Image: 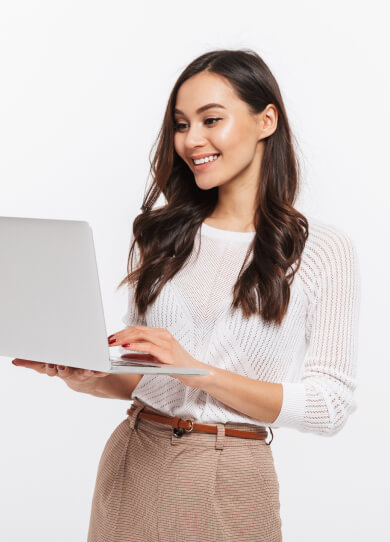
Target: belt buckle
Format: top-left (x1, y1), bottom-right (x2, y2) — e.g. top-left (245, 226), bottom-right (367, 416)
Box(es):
top-left (173, 419), bottom-right (194, 438)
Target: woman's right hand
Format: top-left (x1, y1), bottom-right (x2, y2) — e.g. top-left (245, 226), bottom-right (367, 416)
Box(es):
top-left (11, 359), bottom-right (110, 394)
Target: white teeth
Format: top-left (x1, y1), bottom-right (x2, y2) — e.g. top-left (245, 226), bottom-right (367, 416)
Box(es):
top-left (193, 154), bottom-right (219, 165)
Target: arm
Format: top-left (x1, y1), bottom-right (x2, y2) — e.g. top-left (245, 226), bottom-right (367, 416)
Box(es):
top-left (193, 228), bottom-right (361, 435)
top-left (271, 230), bottom-right (361, 436)
top-left (80, 373), bottom-right (143, 400)
top-left (11, 359), bottom-right (143, 400)
top-left (194, 366), bottom-right (283, 424)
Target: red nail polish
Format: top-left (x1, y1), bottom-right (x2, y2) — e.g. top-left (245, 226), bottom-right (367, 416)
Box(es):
top-left (108, 334), bottom-right (114, 340)
top-left (108, 337), bottom-right (116, 344)
top-left (122, 343), bottom-right (131, 347)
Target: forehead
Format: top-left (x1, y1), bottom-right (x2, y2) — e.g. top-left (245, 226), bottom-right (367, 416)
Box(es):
top-left (175, 72), bottom-right (243, 114)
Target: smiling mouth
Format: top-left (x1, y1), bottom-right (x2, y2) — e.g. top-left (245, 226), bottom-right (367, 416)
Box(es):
top-left (192, 154), bottom-right (221, 170)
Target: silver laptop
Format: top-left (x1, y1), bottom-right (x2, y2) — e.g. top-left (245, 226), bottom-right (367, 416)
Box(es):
top-left (0, 216), bottom-right (208, 376)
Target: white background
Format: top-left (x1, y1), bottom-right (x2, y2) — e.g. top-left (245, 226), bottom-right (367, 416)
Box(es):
top-left (0, 1), bottom-right (388, 540)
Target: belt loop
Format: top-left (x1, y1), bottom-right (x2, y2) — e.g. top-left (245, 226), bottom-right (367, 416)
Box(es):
top-left (127, 399), bottom-right (146, 430)
top-left (215, 423), bottom-right (225, 450)
top-left (265, 427), bottom-right (274, 445)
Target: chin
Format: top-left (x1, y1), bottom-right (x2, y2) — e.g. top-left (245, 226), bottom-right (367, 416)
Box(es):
top-left (195, 180), bottom-right (220, 191)
top-left (194, 174), bottom-right (225, 190)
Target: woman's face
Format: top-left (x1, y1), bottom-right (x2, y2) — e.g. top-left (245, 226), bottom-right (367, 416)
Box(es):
top-left (173, 71), bottom-right (271, 192)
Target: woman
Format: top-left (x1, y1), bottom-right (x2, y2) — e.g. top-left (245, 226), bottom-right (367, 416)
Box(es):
top-left (12, 48), bottom-right (361, 541)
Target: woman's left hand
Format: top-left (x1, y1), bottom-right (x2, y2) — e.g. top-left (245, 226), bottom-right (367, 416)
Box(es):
top-left (108, 325), bottom-right (211, 388)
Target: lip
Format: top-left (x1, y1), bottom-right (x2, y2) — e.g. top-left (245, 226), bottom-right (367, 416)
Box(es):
top-left (190, 152), bottom-right (220, 160)
top-left (192, 154), bottom-right (220, 172)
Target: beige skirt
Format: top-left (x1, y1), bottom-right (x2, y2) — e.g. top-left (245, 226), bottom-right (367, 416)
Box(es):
top-left (87, 398), bottom-right (282, 542)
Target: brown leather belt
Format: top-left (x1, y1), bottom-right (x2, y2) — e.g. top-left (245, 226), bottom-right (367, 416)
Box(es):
top-left (126, 405), bottom-right (273, 444)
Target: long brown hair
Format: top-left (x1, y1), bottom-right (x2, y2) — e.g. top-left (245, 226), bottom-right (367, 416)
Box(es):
top-left (117, 48), bottom-right (308, 326)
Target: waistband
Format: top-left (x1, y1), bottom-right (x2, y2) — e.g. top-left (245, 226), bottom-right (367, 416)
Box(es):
top-left (126, 402), bottom-right (274, 445)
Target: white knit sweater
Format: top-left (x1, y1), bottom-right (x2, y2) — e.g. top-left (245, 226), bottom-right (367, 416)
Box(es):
top-left (120, 216), bottom-right (361, 436)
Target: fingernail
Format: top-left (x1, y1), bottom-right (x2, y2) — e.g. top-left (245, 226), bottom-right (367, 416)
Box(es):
top-left (48, 364), bottom-right (55, 368)
top-left (122, 343), bottom-right (131, 347)
top-left (108, 337), bottom-right (116, 344)
top-left (108, 334), bottom-right (115, 340)
top-left (58, 366), bottom-right (65, 370)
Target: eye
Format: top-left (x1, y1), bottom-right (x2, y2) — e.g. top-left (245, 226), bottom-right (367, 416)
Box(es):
top-left (174, 122), bottom-right (187, 132)
top-left (204, 117), bottom-right (222, 126)
top-left (173, 117), bottom-right (222, 132)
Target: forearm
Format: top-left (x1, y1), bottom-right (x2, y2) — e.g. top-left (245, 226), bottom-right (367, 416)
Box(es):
top-left (195, 365), bottom-right (283, 424)
top-left (67, 374), bottom-right (135, 400)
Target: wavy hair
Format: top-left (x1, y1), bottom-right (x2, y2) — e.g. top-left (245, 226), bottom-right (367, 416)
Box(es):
top-left (117, 48), bottom-right (309, 326)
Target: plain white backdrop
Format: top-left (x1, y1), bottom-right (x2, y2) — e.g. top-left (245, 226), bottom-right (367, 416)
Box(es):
top-left (0, 1), bottom-right (388, 540)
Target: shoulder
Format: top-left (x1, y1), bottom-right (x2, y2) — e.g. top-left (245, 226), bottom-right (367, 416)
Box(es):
top-left (298, 214), bottom-right (359, 290)
top-left (306, 211), bottom-right (353, 240)
top-left (304, 214), bottom-right (357, 261)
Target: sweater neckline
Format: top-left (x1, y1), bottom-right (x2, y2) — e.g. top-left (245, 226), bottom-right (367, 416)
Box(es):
top-left (201, 221), bottom-right (256, 241)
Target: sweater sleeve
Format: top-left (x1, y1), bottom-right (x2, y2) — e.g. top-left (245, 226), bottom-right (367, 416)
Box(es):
top-left (272, 227), bottom-right (361, 436)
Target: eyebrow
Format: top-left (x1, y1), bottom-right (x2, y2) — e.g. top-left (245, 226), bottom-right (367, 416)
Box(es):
top-left (174, 103), bottom-right (226, 116)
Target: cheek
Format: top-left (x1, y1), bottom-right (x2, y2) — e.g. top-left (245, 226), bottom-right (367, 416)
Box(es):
top-left (174, 133), bottom-right (188, 157)
top-left (173, 135), bottom-right (182, 156)
top-left (216, 119), bottom-right (251, 153)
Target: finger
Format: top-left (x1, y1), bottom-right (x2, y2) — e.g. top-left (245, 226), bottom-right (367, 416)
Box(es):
top-left (12, 359), bottom-right (47, 373)
top-left (122, 342), bottom-right (150, 352)
top-left (63, 368), bottom-right (109, 380)
top-left (107, 328), bottom-right (140, 343)
top-left (45, 364), bottom-right (59, 377)
top-left (56, 365), bottom-right (73, 378)
top-left (125, 342), bottom-right (167, 362)
top-left (108, 326), bottom-right (155, 344)
top-left (111, 327), bottom-right (169, 348)
top-left (53, 366), bottom-right (89, 380)
top-left (81, 369), bottom-right (110, 378)
top-left (46, 366), bottom-right (103, 379)
top-left (90, 371), bottom-right (111, 377)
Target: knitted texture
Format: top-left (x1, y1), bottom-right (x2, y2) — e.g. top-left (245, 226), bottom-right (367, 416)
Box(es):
top-left (120, 216), bottom-right (361, 436)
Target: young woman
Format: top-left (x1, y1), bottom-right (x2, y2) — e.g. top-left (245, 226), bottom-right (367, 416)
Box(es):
top-left (12, 49), bottom-right (361, 541)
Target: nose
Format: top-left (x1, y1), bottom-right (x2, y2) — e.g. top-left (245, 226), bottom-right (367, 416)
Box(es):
top-left (183, 124), bottom-right (208, 150)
